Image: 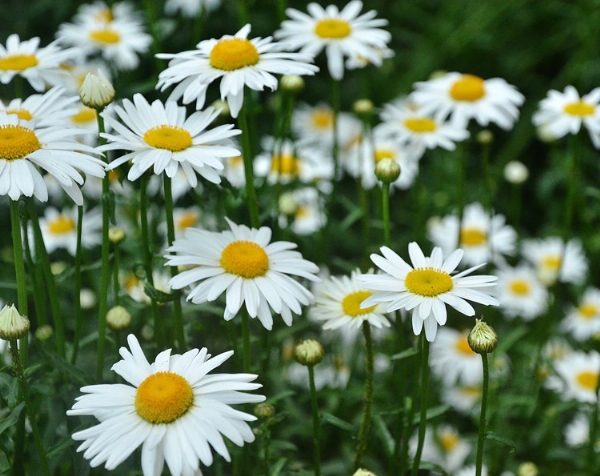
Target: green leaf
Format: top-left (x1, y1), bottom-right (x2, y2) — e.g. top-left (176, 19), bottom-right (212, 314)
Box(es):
top-left (485, 431), bottom-right (517, 453)
top-left (0, 402), bottom-right (24, 436)
top-left (390, 347), bottom-right (419, 361)
top-left (271, 457), bottom-right (287, 476)
top-left (373, 413), bottom-right (395, 456)
top-left (321, 412), bottom-right (354, 432)
top-left (412, 404), bottom-right (451, 425)
top-left (47, 436), bottom-right (74, 460)
top-left (0, 451), bottom-right (9, 473)
top-left (495, 326), bottom-right (528, 354)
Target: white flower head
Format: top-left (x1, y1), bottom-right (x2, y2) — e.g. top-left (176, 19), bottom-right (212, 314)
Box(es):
top-left (430, 327), bottom-right (482, 386)
top-left (545, 350), bottom-right (600, 403)
top-left (495, 264), bottom-right (548, 320)
top-left (521, 237), bottom-right (588, 286)
top-left (36, 206), bottom-right (102, 256)
top-left (165, 0), bottom-right (221, 17)
top-left (408, 424), bottom-right (471, 474)
top-left (561, 288), bottom-right (600, 342)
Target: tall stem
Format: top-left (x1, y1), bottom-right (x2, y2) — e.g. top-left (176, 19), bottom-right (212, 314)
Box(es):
top-left (71, 206), bottom-right (84, 364)
top-left (381, 182), bottom-right (391, 248)
top-left (238, 100), bottom-right (260, 228)
top-left (475, 353), bottom-right (490, 476)
top-left (411, 335), bottom-right (430, 476)
top-left (308, 365), bottom-right (322, 476)
top-left (354, 322), bottom-right (374, 469)
top-left (331, 78), bottom-right (341, 183)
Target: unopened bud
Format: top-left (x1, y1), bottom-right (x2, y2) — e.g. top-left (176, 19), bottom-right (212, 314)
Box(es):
top-left (476, 129), bottom-right (493, 145)
top-left (504, 160), bottom-right (529, 184)
top-left (295, 339), bottom-right (324, 366)
top-left (108, 227), bottom-right (126, 244)
top-left (211, 99), bottom-right (230, 116)
top-left (278, 192), bottom-right (298, 216)
top-left (80, 288), bottom-right (97, 310)
top-left (35, 325), bottom-right (53, 341)
top-left (353, 99), bottom-right (374, 115)
top-left (0, 305), bottom-right (30, 340)
top-left (518, 462), bottom-right (538, 476)
top-left (254, 403), bottom-right (275, 419)
top-left (353, 470), bottom-right (378, 476)
top-left (468, 318), bottom-right (498, 354)
top-left (375, 158), bottom-right (401, 183)
top-left (79, 69), bottom-right (115, 110)
top-left (280, 74), bottom-right (304, 93)
top-left (106, 305), bottom-right (132, 331)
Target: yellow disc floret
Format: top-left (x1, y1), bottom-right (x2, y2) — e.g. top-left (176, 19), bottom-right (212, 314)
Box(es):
top-left (450, 74), bottom-right (486, 102)
top-left (144, 125), bottom-right (192, 152)
top-left (0, 125), bottom-right (41, 160)
top-left (405, 267), bottom-right (453, 297)
top-left (209, 38), bottom-right (260, 71)
top-left (576, 370), bottom-right (598, 391)
top-left (455, 335), bottom-right (476, 356)
top-left (403, 117), bottom-right (437, 133)
top-left (310, 108), bottom-right (334, 129)
top-left (0, 54), bottom-right (38, 72)
top-left (220, 240), bottom-right (269, 278)
top-left (374, 148), bottom-right (396, 163)
top-left (71, 107), bottom-right (97, 124)
top-left (89, 29), bottom-right (121, 44)
top-left (271, 154), bottom-right (301, 176)
top-left (342, 291), bottom-right (376, 317)
top-left (509, 279), bottom-right (530, 296)
top-left (135, 371), bottom-right (194, 424)
top-left (314, 19), bottom-right (352, 39)
top-left (460, 228), bottom-right (487, 246)
top-left (564, 101), bottom-right (595, 117)
top-left (578, 303), bottom-right (599, 320)
top-left (48, 215), bottom-right (76, 234)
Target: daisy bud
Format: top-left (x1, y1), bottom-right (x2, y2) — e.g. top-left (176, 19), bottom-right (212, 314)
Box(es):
top-left (79, 69), bottom-right (115, 110)
top-left (109, 227), bottom-right (126, 244)
top-left (51, 261), bottom-right (67, 276)
top-left (518, 462), bottom-right (539, 476)
top-left (80, 288), bottom-right (97, 310)
top-left (353, 99), bottom-right (374, 115)
top-left (106, 305), bottom-right (132, 331)
top-left (468, 318), bottom-right (498, 354)
top-left (476, 129), bottom-right (494, 145)
top-left (375, 158), bottom-right (401, 183)
top-left (254, 403), bottom-right (275, 419)
top-left (504, 160), bottom-right (529, 184)
top-left (35, 324), bottom-right (53, 341)
top-left (0, 305), bottom-right (29, 340)
top-left (295, 339), bottom-right (324, 366)
top-left (211, 99), bottom-right (230, 116)
top-left (278, 192), bottom-right (298, 216)
top-left (280, 74), bottom-right (305, 93)
top-left (353, 469), bottom-right (378, 476)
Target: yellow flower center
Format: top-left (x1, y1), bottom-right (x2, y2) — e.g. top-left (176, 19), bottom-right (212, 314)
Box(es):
top-left (209, 38), bottom-right (260, 71)
top-left (374, 148), bottom-right (396, 163)
top-left (576, 370), bottom-right (598, 391)
top-left (403, 117), bottom-right (437, 133)
top-left (89, 29), bottom-right (121, 44)
top-left (228, 155), bottom-right (243, 168)
top-left (5, 108), bottom-right (33, 121)
top-left (124, 272), bottom-right (140, 291)
top-left (271, 154), bottom-right (301, 176)
top-left (177, 211), bottom-right (198, 230)
top-left (135, 371), bottom-right (194, 424)
top-left (0, 54), bottom-right (38, 72)
top-left (0, 125), bottom-right (41, 161)
top-left (438, 431), bottom-right (460, 452)
top-left (310, 108), bottom-right (334, 129)
top-left (95, 8), bottom-right (114, 22)
top-left (578, 303), bottom-right (599, 320)
top-left (455, 335), bottom-right (476, 356)
top-left (108, 169), bottom-right (120, 183)
top-left (564, 101), bottom-right (595, 117)
top-left (314, 18), bottom-right (352, 39)
top-left (460, 228), bottom-right (487, 247)
top-left (220, 240), bottom-right (269, 278)
top-left (341, 291), bottom-right (376, 317)
top-left (509, 279), bottom-right (530, 296)
top-left (542, 255), bottom-right (561, 271)
top-left (405, 267), bottom-right (453, 297)
top-left (71, 107), bottom-right (97, 124)
top-left (450, 74), bottom-right (486, 102)
top-left (296, 205), bottom-right (309, 219)
top-left (48, 215), bottom-right (76, 234)
top-left (462, 385), bottom-right (482, 397)
top-left (144, 125), bottom-right (192, 152)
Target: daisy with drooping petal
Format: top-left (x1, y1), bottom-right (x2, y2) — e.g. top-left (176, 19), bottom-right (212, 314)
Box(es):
top-left (101, 94), bottom-right (240, 185)
top-left (429, 327), bottom-right (482, 386)
top-left (275, 1), bottom-right (391, 80)
top-left (521, 236), bottom-right (588, 286)
top-left (0, 112), bottom-right (105, 205)
top-left (37, 206), bottom-right (101, 255)
top-left (427, 202), bottom-right (517, 266)
top-left (411, 72), bottom-right (525, 130)
top-left (545, 350), bottom-right (600, 403)
top-left (311, 269), bottom-right (390, 331)
top-left (495, 264), bottom-right (548, 320)
top-left (156, 24), bottom-right (318, 118)
top-left (561, 288), bottom-right (600, 342)
top-left (165, 218), bottom-right (320, 330)
top-left (532, 86), bottom-right (600, 147)
top-left (0, 86), bottom-right (79, 127)
top-left (165, 0), bottom-right (221, 17)
top-left (68, 334), bottom-right (265, 475)
top-left (359, 242), bottom-right (499, 342)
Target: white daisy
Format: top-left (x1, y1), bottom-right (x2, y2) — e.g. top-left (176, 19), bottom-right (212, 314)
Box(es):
top-left (165, 218), bottom-right (320, 330)
top-left (345, 45), bottom-right (394, 70)
top-left (0, 34), bottom-right (77, 92)
top-left (311, 269), bottom-right (390, 331)
top-left (521, 236), bottom-right (588, 286)
top-left (427, 202), bottom-right (517, 266)
top-left (532, 86), bottom-right (600, 147)
top-left (545, 351), bottom-right (600, 403)
top-left (37, 206), bottom-right (101, 256)
top-left (408, 425), bottom-right (471, 474)
top-left (561, 288), bottom-right (600, 342)
top-left (221, 153), bottom-right (246, 188)
top-left (278, 187), bottom-right (327, 236)
top-left (275, 1), bottom-right (391, 80)
top-left (429, 327), bottom-right (482, 386)
top-left (101, 94), bottom-right (240, 185)
top-left (165, 0), bottom-right (221, 17)
top-left (68, 334), bottom-right (265, 475)
top-left (72, 1), bottom-right (140, 24)
top-left (122, 270), bottom-right (172, 305)
top-left (441, 383), bottom-right (481, 415)
top-left (54, 60), bottom-right (112, 95)
top-left (495, 264), bottom-right (548, 320)
top-left (359, 242), bottom-right (499, 342)
top-left (68, 105), bottom-right (99, 145)
top-left (156, 24), bottom-right (318, 118)
top-left (0, 87), bottom-right (79, 127)
top-left (0, 112), bottom-right (104, 204)
top-left (564, 413), bottom-right (600, 450)
top-left (411, 72), bottom-right (525, 130)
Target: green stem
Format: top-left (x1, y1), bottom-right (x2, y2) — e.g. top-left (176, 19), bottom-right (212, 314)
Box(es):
top-left (399, 333), bottom-right (422, 475)
top-left (308, 365), bottom-right (322, 476)
top-left (456, 143), bottom-right (467, 248)
top-left (381, 182), bottom-right (391, 248)
top-left (354, 322), bottom-right (375, 469)
top-left (71, 206), bottom-right (84, 364)
top-left (331, 78), bottom-right (341, 182)
top-left (475, 353), bottom-right (490, 476)
top-left (481, 141), bottom-right (494, 211)
top-left (113, 239), bottom-right (120, 306)
top-left (242, 313), bottom-right (251, 373)
top-left (564, 134), bottom-right (579, 237)
top-left (164, 175), bottom-right (185, 351)
top-left (358, 180), bottom-right (370, 268)
top-left (411, 335), bottom-right (430, 476)
top-left (238, 100), bottom-right (260, 228)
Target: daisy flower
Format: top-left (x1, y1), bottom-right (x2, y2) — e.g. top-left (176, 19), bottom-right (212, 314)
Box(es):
top-left (165, 0), bottom-right (221, 17)
top-left (411, 72), bottom-right (525, 130)
top-left (121, 270), bottom-right (171, 305)
top-left (156, 24), bottom-right (318, 118)
top-left (495, 264), bottom-right (548, 320)
top-left (0, 86), bottom-right (79, 127)
top-left (275, 1), bottom-right (391, 80)
top-left (68, 334), bottom-right (265, 475)
top-left (532, 86), bottom-right (600, 147)
top-left (441, 383), bottom-right (481, 415)
top-left (0, 34), bottom-right (77, 92)
top-left (408, 425), bottom-right (471, 474)
top-left (278, 188), bottom-right (327, 236)
top-left (545, 350), bottom-right (600, 403)
top-left (101, 94), bottom-right (240, 185)
top-left (521, 236), bottom-right (588, 286)
top-left (165, 218), bottom-right (320, 330)
top-left (561, 288), bottom-right (600, 341)
top-left (37, 206), bottom-right (101, 255)
top-left (427, 202), bottom-right (517, 266)
top-left (359, 242), bottom-right (499, 342)
top-left (0, 112), bottom-right (104, 204)
top-left (430, 327), bottom-right (482, 386)
top-left (564, 413), bottom-right (595, 448)
top-left (311, 269), bottom-right (390, 331)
